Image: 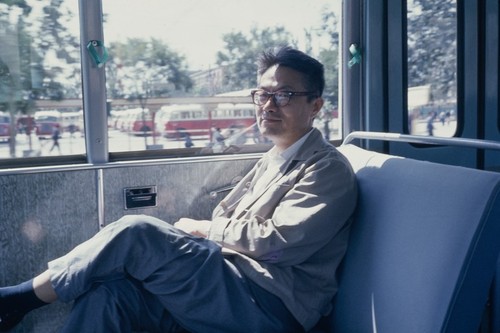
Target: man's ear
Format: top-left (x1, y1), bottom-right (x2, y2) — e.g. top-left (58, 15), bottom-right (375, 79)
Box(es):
top-left (311, 97), bottom-right (324, 118)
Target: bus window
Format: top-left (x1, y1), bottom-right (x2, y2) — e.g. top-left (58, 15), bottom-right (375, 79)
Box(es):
top-left (0, 1), bottom-right (341, 161)
top-left (407, 0), bottom-right (457, 137)
top-left (103, 0), bottom-right (341, 154)
top-left (0, 1), bottom-right (83, 160)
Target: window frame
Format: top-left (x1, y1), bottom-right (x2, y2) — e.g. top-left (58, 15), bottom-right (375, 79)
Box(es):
top-left (1, 0), bottom-right (344, 169)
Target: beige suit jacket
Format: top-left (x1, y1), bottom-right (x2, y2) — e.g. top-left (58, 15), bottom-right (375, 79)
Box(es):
top-left (208, 128), bottom-right (357, 330)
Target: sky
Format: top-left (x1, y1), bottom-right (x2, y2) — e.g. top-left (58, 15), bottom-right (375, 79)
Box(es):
top-left (100, 0), bottom-right (339, 70)
top-left (20, 0), bottom-right (339, 71)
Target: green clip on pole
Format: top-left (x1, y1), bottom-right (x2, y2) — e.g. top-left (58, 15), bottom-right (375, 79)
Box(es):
top-left (86, 40), bottom-right (108, 68)
top-left (348, 44), bottom-right (362, 68)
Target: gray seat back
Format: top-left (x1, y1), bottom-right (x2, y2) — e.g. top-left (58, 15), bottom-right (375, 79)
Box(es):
top-left (329, 144), bottom-right (500, 333)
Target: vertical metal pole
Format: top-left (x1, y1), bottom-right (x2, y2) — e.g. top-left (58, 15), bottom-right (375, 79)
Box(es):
top-left (79, 0), bottom-right (108, 164)
top-left (96, 168), bottom-right (105, 228)
top-left (79, 0), bottom-right (107, 228)
top-left (342, 0), bottom-right (364, 137)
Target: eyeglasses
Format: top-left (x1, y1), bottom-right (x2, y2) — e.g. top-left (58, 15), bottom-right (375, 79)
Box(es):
top-left (250, 89), bottom-right (318, 107)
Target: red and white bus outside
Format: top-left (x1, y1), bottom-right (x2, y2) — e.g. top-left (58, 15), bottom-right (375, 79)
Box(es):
top-left (154, 103), bottom-right (256, 140)
top-left (34, 110), bottom-right (63, 139)
top-left (111, 108), bottom-right (154, 136)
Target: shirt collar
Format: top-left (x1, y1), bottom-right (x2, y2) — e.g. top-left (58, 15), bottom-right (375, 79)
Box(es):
top-left (267, 129), bottom-right (314, 166)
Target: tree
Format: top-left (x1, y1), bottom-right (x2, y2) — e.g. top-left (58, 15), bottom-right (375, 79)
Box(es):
top-left (0, 0), bottom-right (33, 156)
top-left (215, 8), bottom-right (340, 107)
top-left (407, 0), bottom-right (457, 102)
top-left (0, 0), bottom-right (85, 156)
top-left (106, 38), bottom-right (193, 99)
top-left (317, 6), bottom-right (340, 107)
top-left (0, 0), bottom-right (81, 103)
top-left (215, 26), bottom-right (295, 93)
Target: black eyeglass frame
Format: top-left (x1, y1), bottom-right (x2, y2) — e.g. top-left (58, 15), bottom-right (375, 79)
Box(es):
top-left (250, 89), bottom-right (319, 107)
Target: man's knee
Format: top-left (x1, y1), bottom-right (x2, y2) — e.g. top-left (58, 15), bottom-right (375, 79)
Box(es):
top-left (105, 215), bottom-right (181, 243)
top-left (113, 214), bottom-right (172, 231)
top-left (110, 215), bottom-right (218, 253)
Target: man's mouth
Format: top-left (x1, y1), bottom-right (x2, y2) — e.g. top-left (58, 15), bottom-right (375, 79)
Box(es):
top-left (261, 115), bottom-right (280, 122)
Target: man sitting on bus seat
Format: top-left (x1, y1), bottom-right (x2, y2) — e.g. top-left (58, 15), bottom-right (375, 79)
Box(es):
top-left (0, 46), bottom-right (357, 333)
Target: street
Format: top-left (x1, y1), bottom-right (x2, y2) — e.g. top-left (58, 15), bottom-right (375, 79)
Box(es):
top-left (410, 119), bottom-right (457, 137)
top-left (0, 130), bottom-right (212, 159)
top-left (0, 120), bottom-right (457, 160)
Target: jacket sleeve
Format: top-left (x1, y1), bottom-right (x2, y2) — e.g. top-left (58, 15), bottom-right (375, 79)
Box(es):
top-left (207, 151), bottom-right (357, 266)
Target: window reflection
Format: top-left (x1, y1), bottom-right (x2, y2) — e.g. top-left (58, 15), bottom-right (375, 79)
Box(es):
top-left (0, 0), bottom-right (341, 160)
top-left (407, 0), bottom-right (457, 137)
top-left (103, 0), bottom-right (341, 153)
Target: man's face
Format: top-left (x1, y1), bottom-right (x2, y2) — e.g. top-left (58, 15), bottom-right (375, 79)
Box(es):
top-left (256, 65), bottom-right (323, 150)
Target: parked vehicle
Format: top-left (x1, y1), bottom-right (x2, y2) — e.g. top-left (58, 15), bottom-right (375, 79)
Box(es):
top-left (0, 111), bottom-right (11, 142)
top-left (155, 103), bottom-right (255, 139)
top-left (34, 110), bottom-right (62, 139)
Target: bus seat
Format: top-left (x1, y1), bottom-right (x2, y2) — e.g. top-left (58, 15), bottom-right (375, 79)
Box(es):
top-left (310, 144), bottom-right (500, 333)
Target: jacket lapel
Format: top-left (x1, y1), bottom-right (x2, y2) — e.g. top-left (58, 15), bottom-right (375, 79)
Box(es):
top-left (214, 128), bottom-right (327, 219)
top-left (233, 128), bottom-right (326, 217)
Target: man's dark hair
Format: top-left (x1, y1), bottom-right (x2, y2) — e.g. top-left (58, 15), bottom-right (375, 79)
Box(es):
top-left (257, 46), bottom-right (325, 97)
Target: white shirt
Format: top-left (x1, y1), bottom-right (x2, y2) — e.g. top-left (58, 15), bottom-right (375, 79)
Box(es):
top-left (251, 130), bottom-right (313, 196)
top-left (232, 130), bottom-right (314, 217)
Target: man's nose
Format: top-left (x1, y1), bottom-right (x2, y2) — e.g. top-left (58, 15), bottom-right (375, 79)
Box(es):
top-left (262, 96), bottom-right (277, 111)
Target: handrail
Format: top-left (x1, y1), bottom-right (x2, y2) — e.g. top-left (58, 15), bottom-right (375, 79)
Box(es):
top-left (342, 131), bottom-right (500, 152)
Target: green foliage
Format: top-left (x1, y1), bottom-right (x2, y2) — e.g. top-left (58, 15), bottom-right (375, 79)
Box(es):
top-left (0, 0), bottom-right (30, 14)
top-left (106, 38), bottom-right (193, 99)
top-left (407, 0), bottom-right (457, 101)
top-left (318, 48), bottom-right (339, 106)
top-left (215, 7), bottom-right (340, 107)
top-left (1, 1), bottom-right (340, 106)
top-left (216, 26), bottom-right (295, 92)
top-left (0, 0), bottom-right (80, 107)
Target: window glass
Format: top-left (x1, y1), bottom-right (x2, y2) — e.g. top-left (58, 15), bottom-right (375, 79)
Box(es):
top-left (0, 1), bottom-right (341, 161)
top-left (407, 0), bottom-right (457, 137)
top-left (0, 1), bottom-right (83, 160)
top-left (103, 0), bottom-right (341, 154)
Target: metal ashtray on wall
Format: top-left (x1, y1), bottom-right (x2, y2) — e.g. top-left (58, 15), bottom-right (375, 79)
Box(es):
top-left (123, 185), bottom-right (157, 209)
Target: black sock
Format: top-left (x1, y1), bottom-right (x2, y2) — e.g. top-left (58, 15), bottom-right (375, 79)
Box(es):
top-left (0, 279), bottom-right (48, 331)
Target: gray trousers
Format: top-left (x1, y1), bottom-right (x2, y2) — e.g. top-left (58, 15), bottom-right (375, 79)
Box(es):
top-left (47, 215), bottom-right (303, 333)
